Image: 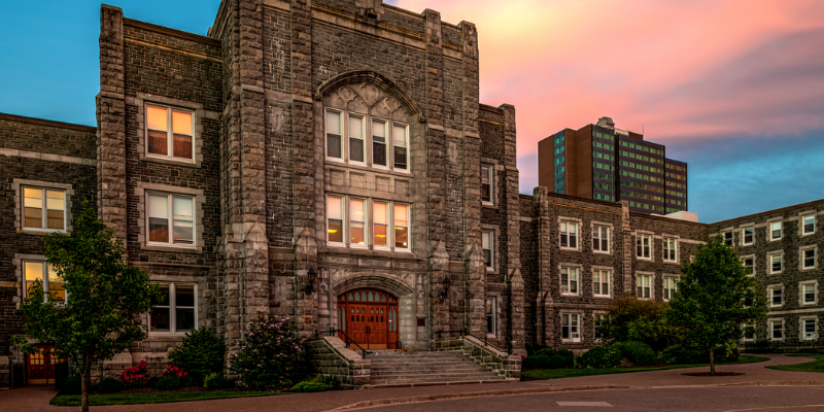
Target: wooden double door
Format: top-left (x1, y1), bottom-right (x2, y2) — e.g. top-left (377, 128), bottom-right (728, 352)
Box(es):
top-left (26, 345), bottom-right (66, 385)
top-left (338, 289), bottom-right (399, 349)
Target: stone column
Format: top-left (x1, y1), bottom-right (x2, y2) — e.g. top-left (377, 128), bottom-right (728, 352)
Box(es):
top-left (621, 200), bottom-right (633, 293)
top-left (500, 104), bottom-right (524, 353)
top-left (428, 241), bottom-right (449, 348)
top-left (533, 187), bottom-right (553, 346)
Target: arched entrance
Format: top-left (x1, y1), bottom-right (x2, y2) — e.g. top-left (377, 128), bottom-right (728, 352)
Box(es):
top-left (338, 288), bottom-right (399, 349)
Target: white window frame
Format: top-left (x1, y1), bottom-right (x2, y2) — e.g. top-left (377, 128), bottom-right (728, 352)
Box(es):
top-left (145, 192), bottom-right (197, 249)
top-left (372, 200), bottom-right (390, 251)
top-left (325, 109), bottom-right (345, 162)
top-left (145, 103), bottom-right (196, 162)
top-left (636, 233), bottom-right (652, 260)
top-left (741, 255), bottom-right (755, 276)
top-left (636, 273), bottom-right (653, 300)
top-left (662, 276), bottom-right (678, 301)
top-left (769, 220), bottom-right (783, 242)
top-left (392, 123), bottom-right (409, 172)
top-left (149, 283), bottom-right (197, 335)
top-left (768, 284), bottom-right (784, 308)
top-left (371, 118), bottom-right (388, 169)
top-left (561, 312), bottom-right (581, 343)
top-left (741, 226), bottom-right (754, 246)
top-left (799, 280), bottom-right (818, 306)
top-left (481, 164), bottom-right (494, 205)
top-left (800, 245), bottom-right (817, 271)
top-left (723, 231), bottom-right (733, 246)
top-left (347, 113), bottom-right (366, 166)
top-left (741, 323), bottom-right (756, 342)
top-left (326, 194), bottom-right (346, 247)
top-left (348, 197), bottom-right (368, 248)
top-left (20, 186), bottom-right (68, 234)
top-left (593, 269), bottom-right (611, 298)
top-left (486, 297), bottom-right (498, 338)
top-left (23, 260), bottom-right (66, 304)
top-left (801, 212), bottom-right (816, 237)
top-left (560, 266), bottom-right (580, 296)
top-left (799, 316), bottom-right (818, 341)
top-left (592, 224), bottom-right (610, 254)
top-left (769, 318), bottom-right (784, 341)
top-left (324, 108), bottom-right (410, 173)
top-left (768, 251), bottom-right (783, 275)
top-left (326, 194), bottom-right (410, 251)
top-left (663, 237), bottom-right (678, 262)
top-left (482, 230), bottom-right (495, 271)
top-left (560, 220), bottom-right (579, 250)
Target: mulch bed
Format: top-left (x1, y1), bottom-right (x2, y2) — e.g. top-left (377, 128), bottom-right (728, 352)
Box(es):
top-left (682, 372), bottom-right (744, 377)
top-left (85, 386), bottom-right (289, 395)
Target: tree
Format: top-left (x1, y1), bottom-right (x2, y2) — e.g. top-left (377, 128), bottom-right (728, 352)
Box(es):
top-left (667, 235), bottom-right (767, 375)
top-left (600, 293), bottom-right (674, 352)
top-left (12, 202), bottom-right (160, 412)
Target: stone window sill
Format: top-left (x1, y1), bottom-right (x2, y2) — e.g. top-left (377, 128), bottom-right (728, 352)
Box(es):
top-left (141, 154), bottom-right (200, 168)
top-left (17, 229), bottom-right (69, 236)
top-left (142, 244), bottom-right (203, 254)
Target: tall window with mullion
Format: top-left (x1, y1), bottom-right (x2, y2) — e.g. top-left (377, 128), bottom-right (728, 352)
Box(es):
top-left (561, 267), bottom-right (579, 295)
top-left (486, 298), bottom-right (497, 336)
top-left (393, 124), bottom-right (408, 170)
top-left (593, 225), bottom-right (609, 252)
top-left (373, 201), bottom-right (388, 247)
top-left (663, 277), bottom-right (677, 301)
top-left (803, 214), bottom-right (816, 235)
top-left (151, 283), bottom-right (196, 334)
top-left (148, 193), bottom-right (194, 245)
top-left (349, 198), bottom-right (366, 246)
top-left (326, 110), bottom-right (343, 160)
top-left (24, 261), bottom-right (65, 303)
top-left (482, 230), bottom-right (494, 270)
top-left (23, 187), bottom-right (66, 231)
top-left (743, 227), bottom-right (754, 245)
top-left (560, 221), bottom-right (578, 249)
top-left (663, 238), bottom-right (677, 262)
top-left (803, 249), bottom-right (816, 269)
top-left (770, 221), bottom-right (782, 240)
top-left (394, 204), bottom-right (409, 249)
top-left (372, 120), bottom-right (387, 167)
top-left (561, 313), bottom-right (580, 342)
top-left (327, 195), bottom-right (344, 244)
top-left (636, 234), bottom-right (651, 259)
top-left (146, 104), bottom-right (194, 160)
top-left (593, 270), bottom-right (610, 297)
top-left (637, 274), bottom-right (652, 299)
top-left (481, 165), bottom-right (493, 204)
top-left (349, 114), bottom-right (365, 164)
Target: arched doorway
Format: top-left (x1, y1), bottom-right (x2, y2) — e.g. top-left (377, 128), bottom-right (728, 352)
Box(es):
top-left (338, 288), bottom-right (399, 349)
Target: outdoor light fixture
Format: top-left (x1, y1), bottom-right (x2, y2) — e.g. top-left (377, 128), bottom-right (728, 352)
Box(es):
top-left (439, 274), bottom-right (451, 302)
top-left (306, 266), bottom-right (317, 296)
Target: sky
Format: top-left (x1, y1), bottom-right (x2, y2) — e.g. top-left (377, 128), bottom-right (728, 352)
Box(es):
top-left (1, 1), bottom-right (823, 223)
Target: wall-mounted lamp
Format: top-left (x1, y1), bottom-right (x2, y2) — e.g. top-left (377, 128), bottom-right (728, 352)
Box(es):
top-left (305, 266), bottom-right (318, 296)
top-left (439, 274), bottom-right (451, 302)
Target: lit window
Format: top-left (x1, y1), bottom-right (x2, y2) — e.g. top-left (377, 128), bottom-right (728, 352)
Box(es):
top-left (349, 199), bottom-right (366, 246)
top-left (393, 124), bottom-right (408, 170)
top-left (482, 230), bottom-right (494, 270)
top-left (561, 313), bottom-right (580, 342)
top-left (394, 204), bottom-right (409, 249)
top-left (803, 248), bottom-right (816, 270)
top-left (803, 214), bottom-right (816, 235)
top-left (326, 110), bottom-right (343, 160)
top-left (770, 319), bottom-right (783, 341)
top-left (637, 274), bottom-right (652, 299)
top-left (147, 193), bottom-right (194, 246)
top-left (328, 196), bottom-right (409, 250)
top-left (561, 267), bottom-right (579, 295)
top-left (593, 225), bottom-right (609, 252)
top-left (663, 277), bottom-right (677, 301)
top-left (636, 234), bottom-right (652, 259)
top-left (801, 282), bottom-right (817, 305)
top-left (24, 261), bottom-right (65, 303)
top-left (146, 104), bottom-right (194, 160)
top-left (593, 270), bottom-right (610, 297)
top-left (327, 195), bottom-right (344, 243)
top-left (349, 114), bottom-right (365, 164)
top-left (770, 221), bottom-right (782, 241)
top-left (372, 119), bottom-right (387, 167)
top-left (486, 298), bottom-right (497, 337)
top-left (663, 238), bottom-right (677, 262)
top-left (742, 227), bottom-right (754, 246)
top-left (151, 283), bottom-right (196, 334)
top-left (481, 165), bottom-right (493, 204)
top-left (769, 252), bottom-right (782, 274)
top-left (373, 201), bottom-right (388, 247)
top-left (560, 221), bottom-right (579, 249)
top-left (23, 187), bottom-right (66, 232)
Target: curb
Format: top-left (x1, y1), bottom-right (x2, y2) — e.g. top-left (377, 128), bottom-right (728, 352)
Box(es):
top-left (330, 381), bottom-right (824, 411)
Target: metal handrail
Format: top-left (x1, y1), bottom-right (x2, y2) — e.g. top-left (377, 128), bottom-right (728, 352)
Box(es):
top-left (434, 329), bottom-right (512, 355)
top-left (323, 328), bottom-right (373, 358)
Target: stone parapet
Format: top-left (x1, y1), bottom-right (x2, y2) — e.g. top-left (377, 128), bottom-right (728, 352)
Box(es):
top-left (304, 336), bottom-right (371, 389)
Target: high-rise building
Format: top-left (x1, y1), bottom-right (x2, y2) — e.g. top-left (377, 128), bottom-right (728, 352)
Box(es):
top-left (538, 117), bottom-right (688, 214)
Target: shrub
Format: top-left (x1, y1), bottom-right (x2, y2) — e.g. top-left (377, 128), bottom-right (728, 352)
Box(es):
top-left (154, 376), bottom-right (181, 391)
top-left (229, 315), bottom-right (302, 390)
top-left (147, 376), bottom-right (160, 388)
top-left (291, 375), bottom-right (337, 393)
top-left (168, 328), bottom-right (226, 384)
top-left (535, 348), bottom-right (575, 367)
top-left (660, 343), bottom-right (738, 365)
top-left (535, 348), bottom-right (556, 357)
top-left (97, 377), bottom-right (122, 394)
top-left (548, 355), bottom-right (568, 369)
top-left (204, 373), bottom-right (229, 390)
top-left (576, 345), bottom-right (622, 369)
top-left (613, 341), bottom-right (656, 366)
top-left (60, 375), bottom-right (82, 395)
top-left (526, 343), bottom-right (551, 356)
top-left (163, 365), bottom-right (189, 379)
top-left (601, 294), bottom-right (673, 352)
top-left (120, 360), bottom-right (149, 388)
top-left (521, 355), bottom-right (542, 370)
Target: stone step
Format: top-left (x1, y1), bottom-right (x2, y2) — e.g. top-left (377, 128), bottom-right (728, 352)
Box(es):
top-left (368, 352), bottom-right (466, 358)
top-left (369, 375), bottom-right (508, 385)
top-left (370, 367), bottom-right (491, 377)
top-left (363, 378), bottom-right (519, 389)
top-left (371, 371), bottom-right (501, 380)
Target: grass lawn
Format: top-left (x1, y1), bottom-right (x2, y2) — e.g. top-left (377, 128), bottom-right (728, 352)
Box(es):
top-left (50, 391), bottom-right (287, 406)
top-left (766, 353), bottom-right (824, 373)
top-left (522, 355), bottom-right (768, 380)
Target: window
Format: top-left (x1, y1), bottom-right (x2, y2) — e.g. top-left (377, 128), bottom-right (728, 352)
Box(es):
top-left (801, 318), bottom-right (817, 341)
top-left (724, 232), bottom-right (733, 246)
top-left (594, 314), bottom-right (606, 341)
top-left (637, 274), bottom-right (652, 299)
top-left (802, 248), bottom-right (816, 270)
top-left (349, 198), bottom-right (366, 246)
top-left (147, 193), bottom-right (194, 246)
top-left (327, 110), bottom-right (408, 171)
top-left (372, 119), bottom-right (387, 167)
top-left (561, 313), bottom-right (581, 342)
top-left (663, 238), bottom-right (677, 262)
top-left (349, 114), bottom-right (365, 164)
top-left (741, 324), bottom-right (755, 342)
top-left (769, 252), bottom-right (782, 274)
top-left (770, 319), bottom-right (783, 341)
top-left (770, 221), bottom-right (782, 241)
top-left (481, 165), bottom-right (493, 204)
top-left (24, 261), bottom-right (65, 303)
top-left (769, 285), bottom-right (783, 307)
top-left (801, 282), bottom-right (817, 305)
top-left (593, 270), bottom-right (610, 297)
top-left (561, 267), bottom-right (579, 295)
top-left (742, 256), bottom-right (754, 276)
top-left (482, 230), bottom-right (495, 270)
top-left (373, 201), bottom-right (388, 247)
top-left (146, 104), bottom-right (194, 160)
top-left (636, 234), bottom-right (652, 259)
top-left (395, 204), bottom-right (409, 249)
top-left (327, 195), bottom-right (344, 244)
top-left (593, 225), bottom-right (609, 253)
top-left (328, 195), bottom-right (409, 250)
top-left (326, 110), bottom-right (343, 160)
top-left (560, 221), bottom-right (579, 249)
top-left (742, 227), bottom-right (754, 246)
top-left (22, 187), bottom-right (66, 232)
top-left (393, 124), bottom-right (408, 170)
top-left (803, 214), bottom-right (816, 235)
top-left (486, 297), bottom-right (497, 337)
top-left (151, 283), bottom-right (196, 334)
top-left (663, 277), bottom-right (678, 301)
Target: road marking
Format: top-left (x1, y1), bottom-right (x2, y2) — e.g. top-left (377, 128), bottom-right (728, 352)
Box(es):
top-left (557, 401), bottom-right (613, 407)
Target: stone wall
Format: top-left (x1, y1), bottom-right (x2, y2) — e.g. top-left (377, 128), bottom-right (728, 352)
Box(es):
top-left (305, 336), bottom-right (370, 389)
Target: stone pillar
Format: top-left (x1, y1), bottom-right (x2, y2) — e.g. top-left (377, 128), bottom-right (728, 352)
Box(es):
top-left (621, 200), bottom-right (633, 293)
top-left (464, 244), bottom-right (485, 336)
top-left (500, 104), bottom-right (523, 353)
top-left (507, 269), bottom-right (525, 356)
top-left (428, 241), bottom-right (449, 347)
top-left (96, 5), bottom-right (127, 242)
top-left (533, 187), bottom-right (553, 346)
top-left (294, 227), bottom-right (318, 339)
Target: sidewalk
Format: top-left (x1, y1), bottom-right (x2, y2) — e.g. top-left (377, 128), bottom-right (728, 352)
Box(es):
top-left (2, 354), bottom-right (822, 412)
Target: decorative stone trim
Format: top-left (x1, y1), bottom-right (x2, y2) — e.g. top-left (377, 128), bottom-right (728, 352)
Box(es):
top-left (130, 93), bottom-right (206, 168)
top-left (0, 148), bottom-right (95, 166)
top-left (135, 182), bottom-right (206, 253)
top-left (11, 179), bottom-right (75, 235)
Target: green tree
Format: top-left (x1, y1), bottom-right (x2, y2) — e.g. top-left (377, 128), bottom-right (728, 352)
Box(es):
top-left (667, 235), bottom-right (767, 375)
top-left (600, 293), bottom-right (674, 352)
top-left (12, 202), bottom-right (161, 412)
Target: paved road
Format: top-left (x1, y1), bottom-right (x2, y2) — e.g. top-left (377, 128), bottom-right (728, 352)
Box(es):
top-left (355, 386), bottom-right (824, 412)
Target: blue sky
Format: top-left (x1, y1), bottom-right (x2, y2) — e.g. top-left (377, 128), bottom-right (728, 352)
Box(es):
top-left (2, 0), bottom-right (823, 223)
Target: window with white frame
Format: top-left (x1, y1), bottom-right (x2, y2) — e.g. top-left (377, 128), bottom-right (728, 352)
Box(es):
top-left (724, 231), bottom-right (733, 246)
top-left (594, 314), bottom-right (606, 341)
top-left (326, 110), bottom-right (343, 160)
top-left (393, 124), bottom-right (408, 170)
top-left (770, 319), bottom-right (784, 341)
top-left (637, 274), bottom-right (652, 299)
top-left (560, 221), bottom-right (578, 249)
top-left (742, 226), bottom-right (754, 246)
top-left (663, 238), bottom-right (677, 262)
top-left (561, 313), bottom-right (581, 342)
top-left (741, 324), bottom-right (755, 342)
top-left (22, 187), bottom-right (67, 232)
top-left (147, 193), bottom-right (195, 246)
top-left (372, 119), bottom-right (387, 167)
top-left (482, 230), bottom-right (495, 270)
top-left (593, 270), bottom-right (610, 297)
top-left (349, 114), bottom-right (365, 164)
top-left (802, 214), bottom-right (816, 236)
top-left (561, 267), bottom-right (579, 295)
top-left (146, 103), bottom-right (194, 160)
top-left (802, 247), bottom-right (816, 270)
top-left (325, 110), bottom-right (409, 171)
top-left (636, 234), bottom-right (652, 259)
top-left (768, 252), bottom-right (782, 274)
top-left (800, 281), bottom-right (817, 305)
top-left (150, 283), bottom-right (196, 334)
top-left (663, 277), bottom-right (678, 301)
top-left (801, 317), bottom-right (817, 341)
top-left (486, 297), bottom-right (497, 337)
top-left (768, 285), bottom-right (783, 307)
top-left (742, 256), bottom-right (754, 276)
top-left (770, 221), bottom-right (782, 241)
top-left (326, 195), bottom-right (410, 250)
top-left (593, 225), bottom-right (609, 253)
top-left (24, 260), bottom-right (65, 303)
top-left (481, 165), bottom-right (493, 204)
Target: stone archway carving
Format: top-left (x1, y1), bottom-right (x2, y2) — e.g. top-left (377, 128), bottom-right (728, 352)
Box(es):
top-left (315, 70), bottom-right (424, 123)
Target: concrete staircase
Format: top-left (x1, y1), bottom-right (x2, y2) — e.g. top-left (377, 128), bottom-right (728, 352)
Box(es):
top-left (365, 350), bottom-right (512, 388)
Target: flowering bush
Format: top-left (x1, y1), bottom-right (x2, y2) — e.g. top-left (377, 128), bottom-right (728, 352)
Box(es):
top-left (120, 360), bottom-right (148, 387)
top-left (163, 365), bottom-right (189, 379)
top-left (229, 314), bottom-right (302, 389)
